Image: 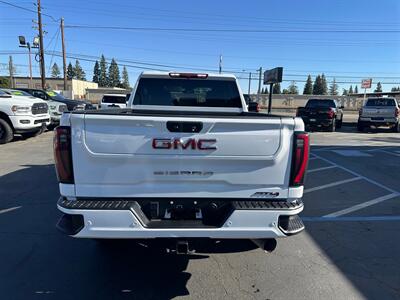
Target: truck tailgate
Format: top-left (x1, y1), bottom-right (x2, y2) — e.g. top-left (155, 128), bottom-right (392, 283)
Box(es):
top-left (69, 113), bottom-right (295, 199)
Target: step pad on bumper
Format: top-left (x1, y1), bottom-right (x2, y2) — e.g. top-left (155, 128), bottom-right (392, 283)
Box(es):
top-left (278, 215), bottom-right (305, 235)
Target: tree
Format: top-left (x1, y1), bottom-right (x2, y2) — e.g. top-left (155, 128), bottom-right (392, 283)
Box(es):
top-left (272, 83), bottom-right (281, 94)
top-left (51, 63), bottom-right (61, 78)
top-left (329, 78), bottom-right (339, 95)
top-left (354, 85), bottom-right (358, 93)
top-left (288, 81), bottom-right (298, 94)
top-left (73, 60), bottom-right (86, 80)
top-left (99, 55), bottom-right (108, 87)
top-left (121, 66), bottom-right (130, 89)
top-left (282, 88), bottom-right (290, 94)
top-left (342, 89), bottom-right (348, 96)
top-left (391, 86), bottom-right (400, 92)
top-left (261, 87), bottom-right (264, 94)
top-left (303, 75), bottom-right (313, 95)
top-left (321, 74), bottom-right (328, 95)
top-left (67, 62), bottom-right (74, 80)
top-left (0, 76), bottom-right (10, 88)
top-left (374, 82), bottom-right (382, 92)
top-left (92, 60), bottom-right (100, 83)
top-left (349, 85), bottom-right (353, 94)
top-left (108, 58), bottom-right (120, 87)
top-left (313, 75), bottom-right (323, 95)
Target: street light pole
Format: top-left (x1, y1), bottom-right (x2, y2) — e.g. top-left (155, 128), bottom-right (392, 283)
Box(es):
top-left (248, 72), bottom-right (251, 95)
top-left (60, 17), bottom-right (67, 91)
top-left (27, 43), bottom-right (32, 88)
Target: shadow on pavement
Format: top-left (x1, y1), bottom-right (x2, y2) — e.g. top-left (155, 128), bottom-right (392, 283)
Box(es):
top-left (0, 164), bottom-right (256, 299)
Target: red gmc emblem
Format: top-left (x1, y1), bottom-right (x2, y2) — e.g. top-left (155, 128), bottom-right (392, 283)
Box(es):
top-left (152, 138), bottom-right (217, 150)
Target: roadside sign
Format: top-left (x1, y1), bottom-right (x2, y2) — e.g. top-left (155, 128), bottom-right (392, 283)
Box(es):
top-left (361, 79), bottom-right (372, 89)
top-left (263, 67), bottom-right (283, 84)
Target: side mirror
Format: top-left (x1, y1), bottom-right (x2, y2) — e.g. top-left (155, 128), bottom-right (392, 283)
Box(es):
top-left (248, 102), bottom-right (260, 112)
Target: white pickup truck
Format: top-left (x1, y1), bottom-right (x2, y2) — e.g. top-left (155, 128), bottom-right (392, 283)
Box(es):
top-left (55, 72), bottom-right (309, 253)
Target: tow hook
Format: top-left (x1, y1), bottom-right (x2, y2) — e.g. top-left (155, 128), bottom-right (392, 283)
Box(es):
top-left (176, 240), bottom-right (193, 255)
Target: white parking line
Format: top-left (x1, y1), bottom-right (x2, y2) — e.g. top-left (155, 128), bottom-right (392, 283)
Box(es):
top-left (304, 177), bottom-right (361, 193)
top-left (374, 149), bottom-right (400, 157)
top-left (0, 206), bottom-right (21, 215)
top-left (323, 193), bottom-right (399, 218)
top-left (307, 165), bottom-right (337, 173)
top-left (311, 153), bottom-right (400, 195)
top-left (309, 157), bottom-right (318, 160)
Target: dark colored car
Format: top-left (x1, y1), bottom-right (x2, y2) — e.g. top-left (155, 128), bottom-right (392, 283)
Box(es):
top-left (15, 88), bottom-right (94, 111)
top-left (296, 99), bottom-right (344, 132)
top-left (243, 94), bottom-right (260, 112)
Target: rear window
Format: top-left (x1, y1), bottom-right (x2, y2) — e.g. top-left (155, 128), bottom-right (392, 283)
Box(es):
top-left (306, 99), bottom-right (336, 108)
top-left (102, 95), bottom-right (127, 104)
top-left (133, 78), bottom-right (242, 108)
top-left (366, 98), bottom-right (396, 106)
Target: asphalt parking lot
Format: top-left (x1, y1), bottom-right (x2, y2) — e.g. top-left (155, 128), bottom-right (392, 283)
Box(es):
top-left (0, 126), bottom-right (399, 300)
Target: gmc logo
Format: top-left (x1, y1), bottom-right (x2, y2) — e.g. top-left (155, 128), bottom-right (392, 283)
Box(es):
top-left (152, 138), bottom-right (217, 150)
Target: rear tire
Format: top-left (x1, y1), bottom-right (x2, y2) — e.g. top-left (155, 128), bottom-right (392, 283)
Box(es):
top-left (392, 122), bottom-right (400, 133)
top-left (357, 121), bottom-right (364, 132)
top-left (0, 118), bottom-right (13, 144)
top-left (337, 117), bottom-right (343, 129)
top-left (328, 119), bottom-right (336, 132)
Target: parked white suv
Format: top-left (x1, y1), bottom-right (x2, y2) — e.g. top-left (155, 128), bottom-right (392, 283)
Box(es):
top-left (0, 90), bottom-right (51, 144)
top-left (99, 94), bottom-right (128, 109)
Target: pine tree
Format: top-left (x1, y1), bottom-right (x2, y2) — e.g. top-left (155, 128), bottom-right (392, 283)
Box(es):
top-left (92, 60), bottom-right (100, 83)
top-left (374, 82), bottom-right (382, 92)
top-left (108, 58), bottom-right (120, 87)
top-left (73, 60), bottom-right (86, 80)
top-left (354, 85), bottom-right (358, 93)
top-left (273, 83), bottom-right (281, 94)
top-left (51, 62), bottom-right (61, 78)
top-left (121, 66), bottom-right (130, 89)
top-left (261, 87), bottom-right (264, 94)
top-left (99, 55), bottom-right (108, 87)
top-left (391, 86), bottom-right (400, 92)
top-left (67, 62), bottom-right (74, 80)
top-left (342, 89), bottom-right (348, 96)
top-left (349, 85), bottom-right (353, 94)
top-left (313, 75), bottom-right (322, 95)
top-left (288, 81), bottom-right (298, 94)
top-left (329, 78), bottom-right (339, 95)
top-left (282, 88), bottom-right (290, 94)
top-left (303, 75), bottom-right (313, 95)
top-left (321, 74), bottom-right (328, 95)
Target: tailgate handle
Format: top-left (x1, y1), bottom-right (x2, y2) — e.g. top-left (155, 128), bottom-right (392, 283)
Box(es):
top-left (167, 121), bottom-right (203, 133)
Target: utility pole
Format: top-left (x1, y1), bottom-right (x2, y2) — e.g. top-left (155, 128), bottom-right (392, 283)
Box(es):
top-left (248, 72), bottom-right (251, 94)
top-left (219, 55), bottom-right (222, 74)
top-left (8, 56), bottom-right (14, 88)
top-left (60, 17), bottom-right (67, 91)
top-left (37, 0), bottom-right (46, 89)
top-left (257, 67), bottom-right (262, 96)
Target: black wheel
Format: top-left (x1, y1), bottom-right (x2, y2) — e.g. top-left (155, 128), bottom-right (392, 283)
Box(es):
top-left (20, 127), bottom-right (43, 139)
top-left (337, 117), bottom-right (343, 129)
top-left (357, 122), bottom-right (364, 132)
top-left (328, 119), bottom-right (336, 132)
top-left (0, 118), bottom-right (14, 144)
top-left (392, 122), bottom-right (400, 133)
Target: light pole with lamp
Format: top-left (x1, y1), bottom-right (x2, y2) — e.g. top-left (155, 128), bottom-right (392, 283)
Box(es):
top-left (18, 36), bottom-right (39, 88)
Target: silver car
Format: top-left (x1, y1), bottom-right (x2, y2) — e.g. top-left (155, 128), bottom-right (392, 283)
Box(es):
top-left (358, 97), bottom-right (400, 132)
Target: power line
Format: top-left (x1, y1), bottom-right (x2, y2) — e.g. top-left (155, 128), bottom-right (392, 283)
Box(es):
top-left (64, 24), bottom-right (400, 33)
top-left (0, 0), bottom-right (59, 22)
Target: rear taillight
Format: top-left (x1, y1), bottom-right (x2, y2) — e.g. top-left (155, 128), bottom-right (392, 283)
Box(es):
top-left (395, 107), bottom-right (400, 117)
top-left (327, 108), bottom-right (334, 119)
top-left (54, 126), bottom-right (74, 183)
top-left (290, 132), bottom-right (310, 186)
top-left (256, 103), bottom-right (260, 112)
